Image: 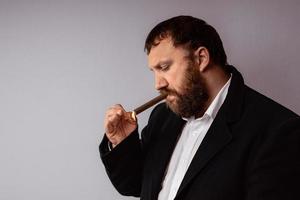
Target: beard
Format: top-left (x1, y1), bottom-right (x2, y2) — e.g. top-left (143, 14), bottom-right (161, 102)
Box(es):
top-left (160, 62), bottom-right (208, 118)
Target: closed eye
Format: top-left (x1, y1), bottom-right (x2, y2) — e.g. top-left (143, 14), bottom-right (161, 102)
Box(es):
top-left (160, 64), bottom-right (170, 71)
top-left (150, 60), bottom-right (173, 72)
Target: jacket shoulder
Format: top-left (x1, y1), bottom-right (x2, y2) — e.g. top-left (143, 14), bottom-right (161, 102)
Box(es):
top-left (244, 86), bottom-right (299, 121)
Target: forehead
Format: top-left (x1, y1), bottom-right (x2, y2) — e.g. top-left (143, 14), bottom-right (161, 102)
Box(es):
top-left (147, 37), bottom-right (189, 68)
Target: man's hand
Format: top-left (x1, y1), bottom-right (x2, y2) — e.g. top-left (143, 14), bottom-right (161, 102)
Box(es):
top-left (104, 104), bottom-right (137, 148)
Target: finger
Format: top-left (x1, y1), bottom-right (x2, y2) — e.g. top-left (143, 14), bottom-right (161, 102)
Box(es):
top-left (106, 122), bottom-right (115, 134)
top-left (107, 114), bottom-right (121, 128)
top-left (114, 104), bottom-right (125, 110)
top-left (109, 104), bottom-right (126, 113)
top-left (105, 109), bottom-right (124, 124)
top-left (106, 105), bottom-right (125, 118)
top-left (105, 113), bottom-right (121, 132)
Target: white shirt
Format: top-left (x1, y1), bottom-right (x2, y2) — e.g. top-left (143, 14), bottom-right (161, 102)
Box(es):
top-left (158, 76), bottom-right (232, 200)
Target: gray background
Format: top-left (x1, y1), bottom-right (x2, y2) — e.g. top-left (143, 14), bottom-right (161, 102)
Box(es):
top-left (0, 0), bottom-right (299, 200)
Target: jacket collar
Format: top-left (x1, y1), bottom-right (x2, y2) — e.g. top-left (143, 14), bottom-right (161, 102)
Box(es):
top-left (222, 65), bottom-right (246, 123)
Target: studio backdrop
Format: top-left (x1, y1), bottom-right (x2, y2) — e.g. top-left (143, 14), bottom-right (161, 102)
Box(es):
top-left (0, 0), bottom-right (299, 200)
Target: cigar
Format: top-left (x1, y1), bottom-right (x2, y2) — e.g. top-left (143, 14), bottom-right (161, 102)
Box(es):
top-left (131, 93), bottom-right (167, 120)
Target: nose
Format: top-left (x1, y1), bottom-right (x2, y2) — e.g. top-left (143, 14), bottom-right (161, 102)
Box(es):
top-left (155, 73), bottom-right (168, 90)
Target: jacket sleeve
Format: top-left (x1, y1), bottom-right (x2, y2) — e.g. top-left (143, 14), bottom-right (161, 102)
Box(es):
top-left (246, 116), bottom-right (300, 200)
top-left (99, 129), bottom-right (142, 197)
top-left (99, 103), bottom-right (166, 197)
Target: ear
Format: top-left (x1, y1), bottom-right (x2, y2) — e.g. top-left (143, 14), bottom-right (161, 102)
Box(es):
top-left (193, 47), bottom-right (210, 72)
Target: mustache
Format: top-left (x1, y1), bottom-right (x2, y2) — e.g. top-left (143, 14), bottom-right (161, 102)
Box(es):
top-left (159, 88), bottom-right (179, 96)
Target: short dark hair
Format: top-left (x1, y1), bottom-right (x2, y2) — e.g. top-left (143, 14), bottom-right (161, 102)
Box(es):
top-left (144, 15), bottom-right (228, 66)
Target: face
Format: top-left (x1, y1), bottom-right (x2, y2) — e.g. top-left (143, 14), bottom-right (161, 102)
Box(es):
top-left (148, 37), bottom-right (208, 118)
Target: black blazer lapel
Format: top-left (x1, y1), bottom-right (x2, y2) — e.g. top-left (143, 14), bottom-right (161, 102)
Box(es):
top-left (143, 112), bottom-right (186, 199)
top-left (175, 113), bottom-right (232, 197)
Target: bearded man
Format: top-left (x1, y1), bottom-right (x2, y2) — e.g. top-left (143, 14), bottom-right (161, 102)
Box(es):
top-left (100, 16), bottom-right (300, 200)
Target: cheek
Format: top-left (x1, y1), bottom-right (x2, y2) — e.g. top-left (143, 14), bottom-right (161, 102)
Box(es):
top-left (166, 61), bottom-right (189, 92)
top-left (172, 75), bottom-right (187, 94)
top-left (173, 65), bottom-right (190, 90)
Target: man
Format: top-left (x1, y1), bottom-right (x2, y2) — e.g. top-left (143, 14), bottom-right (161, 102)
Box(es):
top-left (100, 16), bottom-right (300, 200)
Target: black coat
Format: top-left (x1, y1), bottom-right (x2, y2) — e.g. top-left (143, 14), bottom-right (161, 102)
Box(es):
top-left (100, 66), bottom-right (300, 200)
